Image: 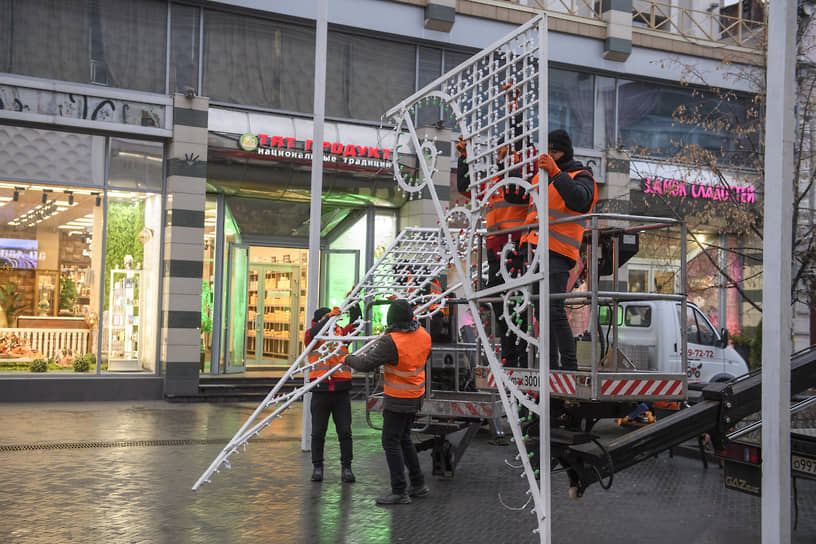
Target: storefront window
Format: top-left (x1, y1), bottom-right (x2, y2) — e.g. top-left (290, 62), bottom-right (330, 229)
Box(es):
top-left (100, 191), bottom-right (162, 373)
top-left (109, 139), bottom-right (163, 191)
top-left (0, 183), bottom-right (101, 373)
top-left (201, 198), bottom-right (217, 373)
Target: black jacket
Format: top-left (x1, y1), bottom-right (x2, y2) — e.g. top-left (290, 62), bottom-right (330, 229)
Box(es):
top-left (344, 320), bottom-right (427, 413)
top-left (549, 158), bottom-right (595, 214)
top-left (544, 158), bottom-right (596, 268)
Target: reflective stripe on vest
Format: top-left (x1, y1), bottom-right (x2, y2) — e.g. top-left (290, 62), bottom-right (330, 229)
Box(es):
top-left (308, 332), bottom-right (352, 380)
top-left (384, 327), bottom-right (432, 398)
top-left (485, 189), bottom-right (527, 236)
top-left (520, 170), bottom-right (597, 261)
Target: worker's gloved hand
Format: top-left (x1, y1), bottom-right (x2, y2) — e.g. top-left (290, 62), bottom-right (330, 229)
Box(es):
top-left (456, 136), bottom-right (467, 157)
top-left (504, 184), bottom-right (529, 204)
top-left (497, 144), bottom-right (509, 163)
top-left (538, 153), bottom-right (560, 178)
top-left (329, 307), bottom-right (341, 317)
top-left (348, 303), bottom-right (362, 323)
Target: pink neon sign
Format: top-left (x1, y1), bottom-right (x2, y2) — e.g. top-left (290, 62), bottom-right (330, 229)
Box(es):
top-left (642, 177), bottom-right (756, 204)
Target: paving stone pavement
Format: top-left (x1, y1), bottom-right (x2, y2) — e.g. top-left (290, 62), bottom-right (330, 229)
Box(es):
top-left (0, 398), bottom-right (814, 544)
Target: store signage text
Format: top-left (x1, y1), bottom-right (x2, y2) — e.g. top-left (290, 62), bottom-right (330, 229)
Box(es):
top-left (239, 133), bottom-right (391, 169)
top-left (642, 177), bottom-right (756, 204)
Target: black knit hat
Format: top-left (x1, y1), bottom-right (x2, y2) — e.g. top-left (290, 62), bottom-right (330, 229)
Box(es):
top-left (313, 307), bottom-right (331, 322)
top-left (387, 299), bottom-right (414, 326)
top-left (548, 129), bottom-right (573, 162)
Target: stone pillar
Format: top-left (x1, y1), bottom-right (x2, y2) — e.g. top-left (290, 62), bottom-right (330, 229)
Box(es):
top-left (161, 94), bottom-right (208, 397)
top-left (596, 149), bottom-right (631, 214)
top-left (602, 0), bottom-right (633, 62)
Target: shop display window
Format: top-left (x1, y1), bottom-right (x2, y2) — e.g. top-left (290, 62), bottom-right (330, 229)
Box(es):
top-left (201, 198), bottom-right (218, 373)
top-left (99, 191), bottom-right (162, 373)
top-left (0, 183), bottom-right (101, 373)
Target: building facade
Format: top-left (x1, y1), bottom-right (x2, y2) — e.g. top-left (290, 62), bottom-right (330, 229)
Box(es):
top-left (0, 0), bottom-right (787, 400)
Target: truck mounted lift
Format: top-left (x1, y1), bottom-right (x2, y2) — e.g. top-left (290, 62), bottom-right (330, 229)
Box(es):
top-left (545, 346), bottom-right (816, 497)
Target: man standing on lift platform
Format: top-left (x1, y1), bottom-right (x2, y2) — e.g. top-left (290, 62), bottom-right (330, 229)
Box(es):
top-left (517, 129), bottom-right (597, 370)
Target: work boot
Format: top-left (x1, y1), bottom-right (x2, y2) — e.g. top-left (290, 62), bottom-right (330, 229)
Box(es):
top-left (341, 466), bottom-right (356, 483)
top-left (375, 492), bottom-right (411, 505)
top-left (408, 484), bottom-right (430, 498)
top-left (311, 465), bottom-right (323, 482)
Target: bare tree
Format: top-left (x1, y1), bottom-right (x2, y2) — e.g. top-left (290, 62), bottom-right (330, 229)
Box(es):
top-left (623, 9), bottom-right (816, 332)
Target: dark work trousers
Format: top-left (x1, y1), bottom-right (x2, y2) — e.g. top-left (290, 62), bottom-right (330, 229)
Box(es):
top-left (310, 390), bottom-right (353, 468)
top-left (516, 247), bottom-right (576, 370)
top-left (381, 409), bottom-right (425, 495)
top-left (488, 253), bottom-right (527, 367)
top-left (549, 255), bottom-right (577, 370)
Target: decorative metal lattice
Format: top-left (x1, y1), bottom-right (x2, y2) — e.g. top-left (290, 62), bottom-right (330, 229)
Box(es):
top-left (383, 15), bottom-right (552, 540)
top-left (195, 15), bottom-right (553, 542)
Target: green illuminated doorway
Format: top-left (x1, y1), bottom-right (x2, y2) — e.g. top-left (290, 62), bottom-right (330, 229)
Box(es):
top-left (320, 249), bottom-right (360, 308)
top-left (224, 243), bottom-right (249, 374)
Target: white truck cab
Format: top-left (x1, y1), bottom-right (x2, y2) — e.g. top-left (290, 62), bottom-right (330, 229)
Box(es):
top-left (601, 300), bottom-right (749, 384)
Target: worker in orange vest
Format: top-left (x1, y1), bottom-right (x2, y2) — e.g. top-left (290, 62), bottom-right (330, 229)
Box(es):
top-left (344, 299), bottom-right (432, 505)
top-left (305, 303), bottom-right (361, 483)
top-left (517, 129), bottom-right (597, 370)
top-left (457, 133), bottom-right (536, 366)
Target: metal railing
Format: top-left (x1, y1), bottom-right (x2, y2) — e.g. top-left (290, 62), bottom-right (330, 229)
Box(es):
top-left (631, 0), bottom-right (765, 49)
top-left (498, 0), bottom-right (767, 50)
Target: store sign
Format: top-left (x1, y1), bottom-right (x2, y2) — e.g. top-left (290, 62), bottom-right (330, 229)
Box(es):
top-left (238, 133), bottom-right (392, 170)
top-left (642, 177), bottom-right (756, 204)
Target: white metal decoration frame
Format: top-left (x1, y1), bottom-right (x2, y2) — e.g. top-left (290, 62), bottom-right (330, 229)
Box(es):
top-left (194, 15), bottom-right (552, 542)
top-left (192, 227), bottom-right (459, 491)
top-left (383, 16), bottom-right (552, 540)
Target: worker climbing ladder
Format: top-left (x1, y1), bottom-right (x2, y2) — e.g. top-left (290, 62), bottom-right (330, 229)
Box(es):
top-left (194, 14), bottom-right (552, 542)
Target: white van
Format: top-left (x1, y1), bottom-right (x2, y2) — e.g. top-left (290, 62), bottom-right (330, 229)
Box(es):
top-left (601, 300), bottom-right (749, 384)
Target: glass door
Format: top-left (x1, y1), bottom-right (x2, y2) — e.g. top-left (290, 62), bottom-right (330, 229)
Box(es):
top-left (224, 243), bottom-right (248, 373)
top-left (247, 262), bottom-right (302, 366)
top-left (320, 249), bottom-right (361, 308)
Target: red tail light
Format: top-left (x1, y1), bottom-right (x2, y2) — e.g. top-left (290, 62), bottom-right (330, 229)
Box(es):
top-left (717, 442), bottom-right (761, 465)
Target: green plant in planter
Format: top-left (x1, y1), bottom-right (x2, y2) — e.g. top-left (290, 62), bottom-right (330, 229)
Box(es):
top-left (29, 358), bottom-right (48, 372)
top-left (201, 280), bottom-right (213, 336)
top-left (0, 282), bottom-right (25, 327)
top-left (59, 277), bottom-right (77, 312)
top-left (73, 353), bottom-right (95, 373)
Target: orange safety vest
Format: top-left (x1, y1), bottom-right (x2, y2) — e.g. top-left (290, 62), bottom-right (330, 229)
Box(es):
top-left (308, 326), bottom-right (352, 382)
top-left (485, 185), bottom-right (528, 254)
top-left (520, 170), bottom-right (597, 262)
top-left (427, 277), bottom-right (443, 311)
top-left (383, 327), bottom-right (431, 399)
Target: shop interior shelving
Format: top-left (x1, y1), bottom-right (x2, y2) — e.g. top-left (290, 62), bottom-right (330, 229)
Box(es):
top-left (108, 268), bottom-right (141, 371)
top-left (246, 264), bottom-right (301, 364)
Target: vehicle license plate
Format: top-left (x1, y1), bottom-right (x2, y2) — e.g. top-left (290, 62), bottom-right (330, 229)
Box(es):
top-left (792, 455), bottom-right (816, 476)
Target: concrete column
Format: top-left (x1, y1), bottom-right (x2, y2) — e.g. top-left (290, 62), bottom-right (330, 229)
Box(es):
top-left (596, 149), bottom-right (631, 214)
top-left (602, 0), bottom-right (633, 62)
top-left (161, 94), bottom-right (208, 397)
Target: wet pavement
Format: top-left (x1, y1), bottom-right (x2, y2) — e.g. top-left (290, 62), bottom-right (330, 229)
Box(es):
top-left (1, 396), bottom-right (814, 544)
